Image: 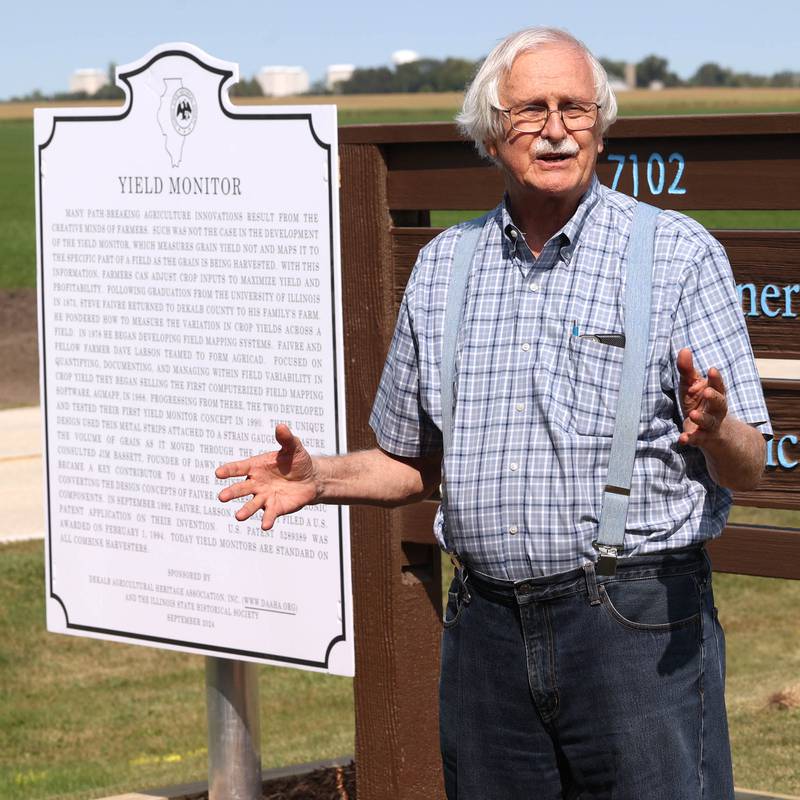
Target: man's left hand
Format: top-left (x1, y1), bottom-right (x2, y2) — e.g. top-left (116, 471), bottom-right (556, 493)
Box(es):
top-left (676, 347), bottom-right (728, 447)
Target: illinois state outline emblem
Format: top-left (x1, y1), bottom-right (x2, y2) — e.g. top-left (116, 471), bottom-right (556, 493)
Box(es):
top-left (156, 79), bottom-right (197, 166)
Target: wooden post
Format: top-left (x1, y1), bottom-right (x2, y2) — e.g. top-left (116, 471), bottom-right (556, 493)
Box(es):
top-left (337, 117), bottom-right (800, 799)
top-left (339, 142), bottom-right (445, 800)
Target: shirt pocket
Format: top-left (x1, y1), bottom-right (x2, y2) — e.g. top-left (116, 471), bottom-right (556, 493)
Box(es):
top-left (561, 335), bottom-right (626, 436)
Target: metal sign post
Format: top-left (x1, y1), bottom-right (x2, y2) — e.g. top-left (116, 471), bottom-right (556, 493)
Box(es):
top-left (206, 657), bottom-right (261, 800)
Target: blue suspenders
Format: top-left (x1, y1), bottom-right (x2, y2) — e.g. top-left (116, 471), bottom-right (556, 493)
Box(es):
top-left (592, 202), bottom-right (660, 574)
top-left (439, 203), bottom-right (660, 576)
top-left (439, 214), bottom-right (488, 519)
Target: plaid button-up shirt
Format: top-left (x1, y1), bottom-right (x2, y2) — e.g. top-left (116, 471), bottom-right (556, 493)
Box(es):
top-left (369, 177), bottom-right (771, 579)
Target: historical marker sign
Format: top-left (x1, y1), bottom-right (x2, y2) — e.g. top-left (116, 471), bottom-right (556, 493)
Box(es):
top-left (35, 43), bottom-right (353, 675)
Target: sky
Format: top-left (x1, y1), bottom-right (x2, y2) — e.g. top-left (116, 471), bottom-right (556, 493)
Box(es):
top-left (2, 0), bottom-right (798, 100)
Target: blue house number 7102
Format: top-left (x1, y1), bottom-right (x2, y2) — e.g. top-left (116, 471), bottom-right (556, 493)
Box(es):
top-left (607, 152), bottom-right (687, 197)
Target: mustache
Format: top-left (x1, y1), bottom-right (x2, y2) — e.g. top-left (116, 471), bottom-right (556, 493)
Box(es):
top-left (533, 139), bottom-right (579, 157)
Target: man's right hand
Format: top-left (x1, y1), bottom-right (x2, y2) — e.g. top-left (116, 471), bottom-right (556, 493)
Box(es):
top-left (215, 424), bottom-right (319, 530)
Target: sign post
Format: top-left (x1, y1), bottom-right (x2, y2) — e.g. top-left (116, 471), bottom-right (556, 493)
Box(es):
top-left (206, 658), bottom-right (261, 799)
top-left (35, 43), bottom-right (353, 794)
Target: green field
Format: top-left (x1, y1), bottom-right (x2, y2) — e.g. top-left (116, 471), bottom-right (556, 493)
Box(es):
top-left (0, 121), bottom-right (35, 289)
top-left (2, 538), bottom-right (799, 799)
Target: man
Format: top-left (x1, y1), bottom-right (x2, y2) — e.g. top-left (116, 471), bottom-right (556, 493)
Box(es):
top-left (216, 27), bottom-right (770, 799)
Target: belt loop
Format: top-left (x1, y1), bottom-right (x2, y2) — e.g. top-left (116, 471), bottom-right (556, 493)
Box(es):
top-left (699, 546), bottom-right (712, 590)
top-left (583, 562), bottom-right (601, 606)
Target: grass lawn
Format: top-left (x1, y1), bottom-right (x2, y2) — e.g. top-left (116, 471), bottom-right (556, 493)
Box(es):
top-left (717, 571), bottom-right (800, 793)
top-left (0, 540), bottom-right (353, 800)
top-left (2, 536), bottom-right (799, 798)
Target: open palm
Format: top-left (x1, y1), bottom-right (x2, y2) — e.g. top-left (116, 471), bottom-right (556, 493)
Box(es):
top-left (215, 424), bottom-right (319, 530)
top-left (676, 348), bottom-right (728, 447)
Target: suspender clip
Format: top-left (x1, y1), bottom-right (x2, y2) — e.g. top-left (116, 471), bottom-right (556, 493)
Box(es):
top-left (592, 541), bottom-right (620, 577)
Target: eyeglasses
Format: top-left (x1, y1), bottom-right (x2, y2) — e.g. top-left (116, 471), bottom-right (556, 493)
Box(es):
top-left (493, 102), bottom-right (601, 134)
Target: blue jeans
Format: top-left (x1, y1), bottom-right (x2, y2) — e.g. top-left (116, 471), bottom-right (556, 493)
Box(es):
top-left (439, 549), bottom-right (733, 799)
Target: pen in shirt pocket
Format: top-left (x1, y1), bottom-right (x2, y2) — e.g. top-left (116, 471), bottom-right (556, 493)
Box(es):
top-left (580, 332), bottom-right (626, 348)
top-left (571, 321), bottom-right (625, 347)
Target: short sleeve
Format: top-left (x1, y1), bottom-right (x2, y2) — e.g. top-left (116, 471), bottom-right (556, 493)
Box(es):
top-left (670, 238), bottom-right (772, 437)
top-left (369, 276), bottom-right (443, 457)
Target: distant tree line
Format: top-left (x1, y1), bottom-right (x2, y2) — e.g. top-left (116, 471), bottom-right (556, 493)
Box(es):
top-left (601, 55), bottom-right (800, 88)
top-left (336, 57), bottom-right (478, 93)
top-left (4, 55), bottom-right (799, 103)
top-left (335, 54), bottom-right (800, 93)
top-left (7, 63), bottom-right (125, 102)
top-left (229, 78), bottom-right (264, 97)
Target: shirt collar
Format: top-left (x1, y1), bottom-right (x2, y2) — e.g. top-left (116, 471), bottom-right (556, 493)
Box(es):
top-left (499, 174), bottom-right (603, 265)
top-left (560, 174), bottom-right (601, 251)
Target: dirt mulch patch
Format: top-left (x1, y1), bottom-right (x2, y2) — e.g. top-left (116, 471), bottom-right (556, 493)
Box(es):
top-left (0, 288), bottom-right (39, 408)
top-left (180, 762), bottom-right (356, 800)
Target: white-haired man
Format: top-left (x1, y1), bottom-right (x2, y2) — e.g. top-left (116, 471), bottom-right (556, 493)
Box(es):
top-left (217, 27), bottom-right (770, 799)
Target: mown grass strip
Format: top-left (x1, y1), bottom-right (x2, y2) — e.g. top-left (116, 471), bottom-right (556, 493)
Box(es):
top-left (0, 539), bottom-right (353, 800)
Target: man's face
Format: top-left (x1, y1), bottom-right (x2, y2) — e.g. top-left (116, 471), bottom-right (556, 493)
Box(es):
top-left (486, 43), bottom-right (604, 210)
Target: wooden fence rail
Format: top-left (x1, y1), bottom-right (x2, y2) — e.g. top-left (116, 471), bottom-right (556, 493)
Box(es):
top-left (339, 115), bottom-right (800, 800)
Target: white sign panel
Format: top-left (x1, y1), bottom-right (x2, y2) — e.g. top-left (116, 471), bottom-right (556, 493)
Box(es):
top-left (35, 43), bottom-right (353, 675)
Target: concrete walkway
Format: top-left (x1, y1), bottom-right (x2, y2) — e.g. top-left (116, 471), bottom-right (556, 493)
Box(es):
top-left (0, 405), bottom-right (44, 543)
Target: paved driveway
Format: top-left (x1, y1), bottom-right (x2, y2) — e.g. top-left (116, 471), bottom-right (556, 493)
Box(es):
top-left (0, 405), bottom-right (44, 542)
